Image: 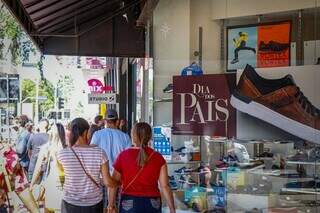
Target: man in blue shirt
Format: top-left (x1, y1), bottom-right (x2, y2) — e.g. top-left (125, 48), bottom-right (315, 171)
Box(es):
top-left (91, 109), bottom-right (131, 207)
top-left (15, 116), bottom-right (32, 173)
top-left (91, 109), bottom-right (131, 172)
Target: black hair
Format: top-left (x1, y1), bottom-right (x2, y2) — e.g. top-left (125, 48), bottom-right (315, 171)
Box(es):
top-left (39, 118), bottom-right (49, 130)
top-left (56, 123), bottom-right (67, 148)
top-left (69, 118), bottom-right (90, 146)
top-left (94, 115), bottom-right (103, 124)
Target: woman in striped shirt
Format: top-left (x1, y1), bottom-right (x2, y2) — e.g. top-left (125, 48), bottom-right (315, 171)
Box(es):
top-left (57, 117), bottom-right (117, 213)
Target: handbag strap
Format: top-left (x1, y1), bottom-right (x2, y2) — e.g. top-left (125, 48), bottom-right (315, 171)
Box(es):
top-left (70, 147), bottom-right (100, 188)
top-left (122, 150), bottom-right (155, 193)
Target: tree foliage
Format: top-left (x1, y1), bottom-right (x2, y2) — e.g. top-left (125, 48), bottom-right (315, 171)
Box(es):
top-left (0, 3), bottom-right (36, 65)
top-left (21, 79), bottom-right (55, 113)
top-left (57, 74), bottom-right (75, 106)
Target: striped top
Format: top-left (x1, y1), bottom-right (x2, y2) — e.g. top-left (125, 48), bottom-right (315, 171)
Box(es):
top-left (57, 146), bottom-right (108, 206)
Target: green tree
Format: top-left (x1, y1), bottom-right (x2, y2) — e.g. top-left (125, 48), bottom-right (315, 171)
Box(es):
top-left (22, 79), bottom-right (55, 113)
top-left (57, 74), bottom-right (75, 106)
top-left (0, 3), bottom-right (36, 65)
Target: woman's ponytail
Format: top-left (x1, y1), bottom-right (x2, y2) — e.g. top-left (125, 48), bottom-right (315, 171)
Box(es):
top-left (134, 122), bottom-right (152, 167)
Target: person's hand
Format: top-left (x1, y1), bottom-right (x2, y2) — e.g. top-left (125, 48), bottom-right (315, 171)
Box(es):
top-left (107, 205), bottom-right (117, 213)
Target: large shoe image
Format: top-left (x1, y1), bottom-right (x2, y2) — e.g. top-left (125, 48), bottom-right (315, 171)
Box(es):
top-left (231, 64), bottom-right (320, 144)
top-left (259, 41), bottom-right (290, 52)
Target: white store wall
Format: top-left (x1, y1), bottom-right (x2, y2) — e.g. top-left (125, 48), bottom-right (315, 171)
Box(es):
top-left (211, 0), bottom-right (319, 20)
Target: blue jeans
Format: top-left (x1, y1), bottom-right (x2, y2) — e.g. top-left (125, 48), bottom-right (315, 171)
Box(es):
top-left (119, 195), bottom-right (161, 213)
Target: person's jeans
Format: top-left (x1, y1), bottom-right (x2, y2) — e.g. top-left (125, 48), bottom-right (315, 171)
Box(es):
top-left (61, 200), bottom-right (103, 213)
top-left (119, 195), bottom-right (161, 213)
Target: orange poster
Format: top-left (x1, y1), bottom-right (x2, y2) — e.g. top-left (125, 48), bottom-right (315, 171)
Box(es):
top-left (257, 22), bottom-right (291, 68)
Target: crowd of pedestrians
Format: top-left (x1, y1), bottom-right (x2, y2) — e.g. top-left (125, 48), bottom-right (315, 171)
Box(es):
top-left (10, 110), bottom-right (175, 213)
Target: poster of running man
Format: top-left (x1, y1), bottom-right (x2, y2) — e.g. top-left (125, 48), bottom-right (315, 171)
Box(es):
top-left (227, 21), bottom-right (291, 71)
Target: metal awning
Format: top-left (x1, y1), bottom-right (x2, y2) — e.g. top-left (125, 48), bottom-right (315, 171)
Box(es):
top-left (2, 0), bottom-right (157, 57)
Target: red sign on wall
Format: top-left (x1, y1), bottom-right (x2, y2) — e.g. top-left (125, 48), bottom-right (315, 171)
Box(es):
top-left (87, 79), bottom-right (113, 94)
top-left (172, 74), bottom-right (236, 137)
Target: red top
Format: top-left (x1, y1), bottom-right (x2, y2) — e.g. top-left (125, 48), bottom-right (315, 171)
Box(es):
top-left (113, 147), bottom-right (166, 197)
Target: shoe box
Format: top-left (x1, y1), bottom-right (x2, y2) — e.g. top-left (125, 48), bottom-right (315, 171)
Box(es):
top-left (236, 65), bottom-right (320, 141)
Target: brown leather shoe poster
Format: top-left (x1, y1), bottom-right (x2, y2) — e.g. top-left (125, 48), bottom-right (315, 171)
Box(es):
top-left (233, 64), bottom-right (320, 143)
top-left (172, 74), bottom-right (236, 137)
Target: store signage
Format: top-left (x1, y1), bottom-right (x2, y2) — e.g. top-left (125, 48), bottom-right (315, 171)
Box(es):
top-left (172, 74), bottom-right (236, 137)
top-left (88, 93), bottom-right (117, 104)
top-left (153, 126), bottom-right (172, 160)
top-left (87, 79), bottom-right (113, 93)
top-left (85, 57), bottom-right (106, 69)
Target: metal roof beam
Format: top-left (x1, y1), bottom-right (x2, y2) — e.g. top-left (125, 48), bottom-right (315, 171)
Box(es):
top-left (36, 0), bottom-right (118, 32)
top-left (29, 0), bottom-right (80, 21)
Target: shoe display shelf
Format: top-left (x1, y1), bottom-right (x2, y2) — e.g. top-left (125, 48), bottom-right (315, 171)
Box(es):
top-left (165, 135), bottom-right (230, 212)
top-left (153, 97), bottom-right (173, 103)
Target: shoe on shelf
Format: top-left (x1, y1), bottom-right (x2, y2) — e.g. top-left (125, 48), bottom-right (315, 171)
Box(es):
top-left (163, 83), bottom-right (173, 93)
top-left (168, 176), bottom-right (178, 190)
top-left (307, 147), bottom-right (320, 161)
top-left (257, 152), bottom-right (274, 158)
top-left (222, 154), bottom-right (239, 164)
top-left (184, 139), bottom-right (200, 153)
top-left (215, 160), bottom-right (229, 169)
top-left (174, 166), bottom-right (194, 174)
top-left (231, 64), bottom-right (320, 144)
top-left (175, 146), bottom-right (186, 153)
top-left (287, 151), bottom-right (308, 162)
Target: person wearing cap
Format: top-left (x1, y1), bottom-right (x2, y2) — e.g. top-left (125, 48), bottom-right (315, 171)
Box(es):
top-left (91, 109), bottom-right (131, 208)
top-left (91, 109), bottom-right (131, 172)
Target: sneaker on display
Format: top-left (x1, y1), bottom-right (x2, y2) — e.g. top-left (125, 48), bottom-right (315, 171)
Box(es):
top-left (181, 63), bottom-right (203, 76)
top-left (175, 146), bottom-right (186, 153)
top-left (184, 139), bottom-right (200, 153)
top-left (215, 160), bottom-right (229, 169)
top-left (163, 83), bottom-right (173, 93)
top-left (168, 176), bottom-right (178, 190)
top-left (174, 166), bottom-right (193, 174)
top-left (287, 151), bottom-right (308, 162)
top-left (231, 64), bottom-right (320, 144)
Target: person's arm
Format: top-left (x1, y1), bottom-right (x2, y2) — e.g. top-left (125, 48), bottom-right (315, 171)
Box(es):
top-left (159, 164), bottom-right (175, 213)
top-left (16, 136), bottom-right (25, 154)
top-left (101, 162), bottom-right (118, 187)
top-left (27, 135), bottom-right (33, 159)
top-left (107, 170), bottom-right (121, 213)
top-left (30, 148), bottom-right (46, 188)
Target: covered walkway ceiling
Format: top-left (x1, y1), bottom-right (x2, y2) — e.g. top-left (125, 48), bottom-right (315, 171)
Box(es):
top-left (3, 0), bottom-right (158, 57)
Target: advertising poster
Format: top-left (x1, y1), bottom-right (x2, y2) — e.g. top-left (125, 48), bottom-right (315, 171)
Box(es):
top-left (227, 22), bottom-right (291, 71)
top-left (172, 74), bottom-right (236, 137)
top-left (0, 74), bottom-right (19, 103)
top-left (257, 22), bottom-right (291, 68)
top-left (153, 126), bottom-right (172, 160)
top-left (227, 26), bottom-right (258, 71)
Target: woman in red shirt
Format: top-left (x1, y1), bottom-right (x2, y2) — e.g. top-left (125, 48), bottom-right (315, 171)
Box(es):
top-left (107, 122), bottom-right (175, 213)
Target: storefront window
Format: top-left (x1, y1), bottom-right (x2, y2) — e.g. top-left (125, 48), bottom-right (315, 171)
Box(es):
top-left (152, 1), bottom-right (320, 212)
